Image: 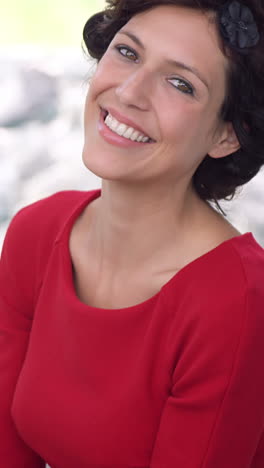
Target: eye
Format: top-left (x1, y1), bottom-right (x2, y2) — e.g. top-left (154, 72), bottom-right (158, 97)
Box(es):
top-left (115, 45), bottom-right (139, 62)
top-left (168, 78), bottom-right (194, 95)
top-left (114, 45), bottom-right (195, 95)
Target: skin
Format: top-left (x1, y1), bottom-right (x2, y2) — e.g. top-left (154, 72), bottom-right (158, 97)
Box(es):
top-left (70, 5), bottom-right (241, 309)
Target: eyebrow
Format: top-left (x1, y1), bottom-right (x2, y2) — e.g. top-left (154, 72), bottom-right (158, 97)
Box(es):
top-left (118, 30), bottom-right (210, 91)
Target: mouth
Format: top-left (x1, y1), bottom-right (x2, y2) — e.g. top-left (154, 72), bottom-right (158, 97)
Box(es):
top-left (101, 108), bottom-right (156, 144)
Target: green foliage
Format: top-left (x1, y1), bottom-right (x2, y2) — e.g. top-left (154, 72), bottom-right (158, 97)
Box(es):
top-left (0, 0), bottom-right (105, 46)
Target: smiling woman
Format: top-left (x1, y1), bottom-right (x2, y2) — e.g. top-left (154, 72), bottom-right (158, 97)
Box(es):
top-left (83, 0), bottom-right (264, 201)
top-left (1, 1), bottom-right (264, 468)
top-left (82, 5), bottom-right (233, 190)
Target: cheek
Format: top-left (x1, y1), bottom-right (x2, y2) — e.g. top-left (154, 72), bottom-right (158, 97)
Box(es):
top-left (88, 53), bottom-right (119, 99)
top-left (159, 104), bottom-right (203, 143)
top-left (87, 69), bottom-right (106, 103)
top-left (83, 64), bottom-right (109, 124)
top-left (157, 105), bottom-right (219, 167)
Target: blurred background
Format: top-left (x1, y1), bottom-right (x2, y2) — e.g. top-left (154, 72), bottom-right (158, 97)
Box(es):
top-left (0, 0), bottom-right (263, 251)
top-left (0, 0), bottom-right (104, 250)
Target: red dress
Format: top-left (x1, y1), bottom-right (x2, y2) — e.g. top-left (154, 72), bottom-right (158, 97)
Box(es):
top-left (1, 189), bottom-right (264, 468)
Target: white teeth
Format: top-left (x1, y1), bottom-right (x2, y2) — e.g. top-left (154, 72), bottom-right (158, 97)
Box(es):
top-left (104, 112), bottom-right (151, 143)
top-left (105, 113), bottom-right (118, 132)
top-left (123, 127), bottom-right (134, 139)
top-left (130, 130), bottom-right (140, 141)
top-left (116, 123), bottom-right (127, 136)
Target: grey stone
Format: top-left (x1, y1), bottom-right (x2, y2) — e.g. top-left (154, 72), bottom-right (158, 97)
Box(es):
top-left (0, 59), bottom-right (59, 127)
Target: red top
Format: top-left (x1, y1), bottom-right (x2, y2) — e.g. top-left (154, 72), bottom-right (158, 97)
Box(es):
top-left (1, 189), bottom-right (264, 468)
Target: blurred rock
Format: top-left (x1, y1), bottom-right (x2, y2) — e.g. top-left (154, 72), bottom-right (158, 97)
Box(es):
top-left (0, 46), bottom-right (100, 249)
top-left (0, 60), bottom-right (58, 127)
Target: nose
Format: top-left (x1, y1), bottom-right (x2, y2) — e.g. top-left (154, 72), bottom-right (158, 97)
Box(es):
top-left (115, 68), bottom-right (152, 110)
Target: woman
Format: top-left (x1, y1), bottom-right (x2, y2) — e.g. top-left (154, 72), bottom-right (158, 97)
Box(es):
top-left (1, 0), bottom-right (264, 467)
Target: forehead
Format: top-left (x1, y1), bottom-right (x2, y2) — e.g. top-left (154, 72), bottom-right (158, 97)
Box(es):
top-left (120, 5), bottom-right (228, 90)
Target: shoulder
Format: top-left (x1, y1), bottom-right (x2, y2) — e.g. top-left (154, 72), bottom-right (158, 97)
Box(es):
top-left (166, 233), bottom-right (264, 293)
top-left (162, 235), bottom-right (264, 388)
top-left (0, 190), bottom-right (100, 311)
top-left (2, 189), bottom-right (99, 249)
top-left (227, 233), bottom-right (264, 326)
top-left (1, 189), bottom-right (100, 279)
top-left (197, 233), bottom-right (263, 296)
top-left (163, 233), bottom-right (264, 340)
top-left (228, 233), bottom-right (264, 287)
top-left (8, 190), bottom-right (98, 231)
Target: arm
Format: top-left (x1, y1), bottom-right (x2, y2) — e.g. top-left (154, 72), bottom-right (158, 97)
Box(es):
top-left (0, 209), bottom-right (45, 467)
top-left (150, 282), bottom-right (264, 468)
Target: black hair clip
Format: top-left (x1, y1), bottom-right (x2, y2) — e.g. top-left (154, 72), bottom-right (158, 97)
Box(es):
top-left (219, 1), bottom-right (260, 52)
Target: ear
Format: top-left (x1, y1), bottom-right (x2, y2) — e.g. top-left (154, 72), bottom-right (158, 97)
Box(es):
top-left (208, 122), bottom-right (240, 159)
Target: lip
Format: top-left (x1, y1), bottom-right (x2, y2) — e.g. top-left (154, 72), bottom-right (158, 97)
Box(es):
top-left (98, 110), bottom-right (153, 148)
top-left (101, 106), bottom-right (155, 141)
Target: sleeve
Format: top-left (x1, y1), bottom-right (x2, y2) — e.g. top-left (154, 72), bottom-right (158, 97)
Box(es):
top-left (0, 209), bottom-right (46, 467)
top-left (150, 282), bottom-right (264, 468)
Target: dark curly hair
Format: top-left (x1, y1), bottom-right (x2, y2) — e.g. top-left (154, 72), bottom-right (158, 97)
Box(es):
top-left (82, 0), bottom-right (264, 203)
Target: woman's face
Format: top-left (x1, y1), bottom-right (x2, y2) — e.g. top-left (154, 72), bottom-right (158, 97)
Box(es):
top-left (82, 5), bottom-right (232, 187)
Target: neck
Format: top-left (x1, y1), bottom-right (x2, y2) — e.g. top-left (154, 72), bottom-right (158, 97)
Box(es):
top-left (86, 178), bottom-right (206, 272)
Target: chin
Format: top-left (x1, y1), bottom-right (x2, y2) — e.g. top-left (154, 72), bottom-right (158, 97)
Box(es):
top-left (82, 144), bottom-right (134, 183)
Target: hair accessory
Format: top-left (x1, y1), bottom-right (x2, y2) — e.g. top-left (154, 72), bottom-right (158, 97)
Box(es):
top-left (219, 1), bottom-right (260, 52)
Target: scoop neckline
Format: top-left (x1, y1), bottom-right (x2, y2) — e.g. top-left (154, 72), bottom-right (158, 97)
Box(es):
top-left (61, 189), bottom-right (254, 313)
